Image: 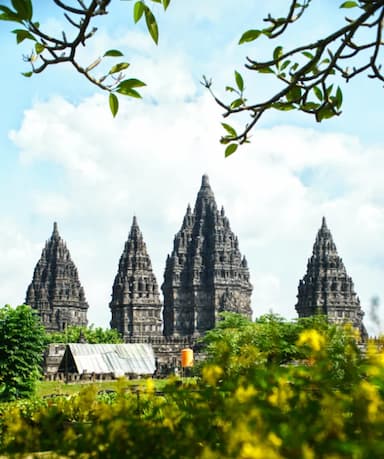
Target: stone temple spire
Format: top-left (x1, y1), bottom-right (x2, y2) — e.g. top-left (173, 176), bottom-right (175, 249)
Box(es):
top-left (26, 222), bottom-right (89, 332)
top-left (110, 217), bottom-right (162, 341)
top-left (295, 217), bottom-right (366, 337)
top-left (162, 175), bottom-right (253, 337)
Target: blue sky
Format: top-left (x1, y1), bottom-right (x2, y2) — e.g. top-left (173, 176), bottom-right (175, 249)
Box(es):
top-left (1, 1), bottom-right (383, 334)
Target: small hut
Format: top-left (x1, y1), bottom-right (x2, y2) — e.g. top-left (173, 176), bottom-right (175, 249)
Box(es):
top-left (58, 343), bottom-right (156, 380)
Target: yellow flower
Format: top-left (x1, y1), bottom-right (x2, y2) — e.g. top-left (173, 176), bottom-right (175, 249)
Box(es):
top-left (302, 444), bottom-right (315, 459)
top-left (297, 329), bottom-right (325, 352)
top-left (366, 340), bottom-right (384, 375)
top-left (235, 384), bottom-right (257, 403)
top-left (146, 378), bottom-right (155, 394)
top-left (240, 442), bottom-right (281, 459)
top-left (202, 365), bottom-right (223, 386)
top-left (359, 380), bottom-right (380, 421)
top-left (267, 432), bottom-right (282, 448)
top-left (267, 378), bottom-right (293, 409)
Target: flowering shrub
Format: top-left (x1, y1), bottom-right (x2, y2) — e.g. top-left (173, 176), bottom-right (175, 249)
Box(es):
top-left (1, 319), bottom-right (384, 458)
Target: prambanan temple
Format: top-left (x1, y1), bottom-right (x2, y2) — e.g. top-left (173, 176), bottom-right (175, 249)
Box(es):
top-left (295, 217), bottom-right (366, 338)
top-left (26, 175), bottom-right (367, 354)
top-left (26, 222), bottom-right (88, 333)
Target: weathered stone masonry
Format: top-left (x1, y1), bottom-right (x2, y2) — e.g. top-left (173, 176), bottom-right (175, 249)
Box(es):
top-left (162, 174), bottom-right (253, 337)
top-left (109, 216), bottom-right (162, 341)
top-left (26, 222), bottom-right (88, 332)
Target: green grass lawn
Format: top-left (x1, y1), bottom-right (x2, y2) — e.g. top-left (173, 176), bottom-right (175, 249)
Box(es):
top-left (35, 377), bottom-right (170, 398)
top-left (36, 380), bottom-right (121, 397)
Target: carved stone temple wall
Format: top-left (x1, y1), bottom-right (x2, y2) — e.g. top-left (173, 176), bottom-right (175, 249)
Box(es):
top-left (295, 217), bottom-right (367, 338)
top-left (162, 174), bottom-right (253, 337)
top-left (26, 222), bottom-right (89, 332)
top-left (109, 216), bottom-right (162, 341)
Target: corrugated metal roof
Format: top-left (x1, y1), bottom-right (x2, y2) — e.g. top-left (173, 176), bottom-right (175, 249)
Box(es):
top-left (67, 343), bottom-right (156, 376)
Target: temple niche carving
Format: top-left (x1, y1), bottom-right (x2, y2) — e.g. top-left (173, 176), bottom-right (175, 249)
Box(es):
top-left (162, 174), bottom-right (253, 337)
top-left (109, 217), bottom-right (162, 341)
top-left (295, 217), bottom-right (367, 337)
top-left (25, 222), bottom-right (89, 332)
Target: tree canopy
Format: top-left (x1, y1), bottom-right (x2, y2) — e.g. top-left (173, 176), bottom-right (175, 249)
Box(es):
top-left (45, 324), bottom-right (123, 344)
top-left (0, 304), bottom-right (46, 401)
top-left (202, 312), bottom-right (363, 387)
top-left (0, 0), bottom-right (383, 155)
top-left (2, 312), bottom-right (383, 458)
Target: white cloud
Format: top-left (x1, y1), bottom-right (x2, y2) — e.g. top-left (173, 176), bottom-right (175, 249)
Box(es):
top-left (0, 220), bottom-right (41, 308)
top-left (33, 193), bottom-right (72, 218)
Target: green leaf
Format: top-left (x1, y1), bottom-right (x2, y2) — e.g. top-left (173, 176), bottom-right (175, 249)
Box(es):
top-left (109, 62), bottom-right (130, 74)
top-left (225, 143), bottom-right (238, 158)
top-left (230, 98), bottom-right (245, 109)
top-left (115, 80), bottom-right (145, 97)
top-left (301, 102), bottom-right (320, 111)
top-left (302, 51), bottom-right (314, 59)
top-left (316, 106), bottom-right (336, 122)
top-left (234, 70), bottom-right (244, 92)
top-left (280, 60), bottom-right (291, 71)
top-left (11, 0), bottom-right (32, 20)
top-left (225, 86), bottom-right (235, 93)
top-left (286, 85), bottom-right (301, 103)
top-left (144, 6), bottom-right (159, 44)
top-left (339, 1), bottom-right (358, 8)
top-left (133, 1), bottom-right (144, 23)
top-left (335, 86), bottom-right (343, 109)
top-left (222, 123), bottom-right (237, 137)
top-left (109, 93), bottom-right (119, 117)
top-left (12, 28), bottom-right (35, 44)
top-left (272, 102), bottom-right (295, 111)
top-left (273, 46), bottom-right (283, 62)
top-left (117, 78), bottom-right (146, 91)
top-left (313, 86), bottom-right (323, 101)
top-left (35, 42), bottom-right (44, 54)
top-left (104, 49), bottom-right (124, 57)
top-left (116, 87), bottom-right (142, 98)
top-left (162, 0), bottom-right (171, 10)
top-left (21, 71), bottom-right (32, 77)
top-left (257, 67), bottom-right (275, 74)
top-left (0, 6), bottom-right (23, 23)
top-left (238, 29), bottom-right (261, 44)
top-left (326, 84), bottom-right (334, 97)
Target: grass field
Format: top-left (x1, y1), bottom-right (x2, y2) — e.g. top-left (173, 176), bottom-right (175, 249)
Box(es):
top-left (35, 377), bottom-right (169, 398)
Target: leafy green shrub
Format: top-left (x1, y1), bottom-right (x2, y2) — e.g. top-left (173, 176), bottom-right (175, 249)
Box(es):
top-left (0, 304), bottom-right (46, 401)
top-left (1, 319), bottom-right (384, 458)
top-left (45, 324), bottom-right (123, 344)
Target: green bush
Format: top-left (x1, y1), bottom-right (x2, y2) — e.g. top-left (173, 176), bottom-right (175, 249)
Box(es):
top-left (1, 319), bottom-right (384, 458)
top-left (0, 304), bottom-right (46, 401)
top-left (45, 324), bottom-right (123, 344)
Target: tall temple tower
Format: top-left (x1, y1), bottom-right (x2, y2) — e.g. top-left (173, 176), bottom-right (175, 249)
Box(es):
top-left (110, 217), bottom-right (162, 341)
top-left (26, 222), bottom-right (89, 332)
top-left (295, 217), bottom-right (366, 336)
top-left (162, 175), bottom-right (253, 337)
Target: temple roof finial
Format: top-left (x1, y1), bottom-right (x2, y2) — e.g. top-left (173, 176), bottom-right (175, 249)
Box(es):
top-left (132, 215), bottom-right (138, 227)
top-left (52, 222), bottom-right (59, 238)
top-left (321, 216), bottom-right (327, 229)
top-left (202, 174), bottom-right (210, 187)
